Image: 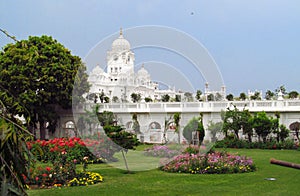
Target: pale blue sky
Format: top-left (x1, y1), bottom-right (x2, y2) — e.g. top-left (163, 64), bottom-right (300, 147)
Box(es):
top-left (1, 0), bottom-right (300, 95)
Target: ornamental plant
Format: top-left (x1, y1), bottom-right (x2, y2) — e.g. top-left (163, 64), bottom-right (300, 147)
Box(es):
top-left (27, 137), bottom-right (96, 163)
top-left (68, 172), bottom-right (103, 187)
top-left (25, 137), bottom-right (105, 188)
top-left (160, 151), bottom-right (256, 174)
top-left (23, 155), bottom-right (104, 188)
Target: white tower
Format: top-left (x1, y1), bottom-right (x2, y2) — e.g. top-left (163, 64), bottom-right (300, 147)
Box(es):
top-left (106, 28), bottom-right (135, 84)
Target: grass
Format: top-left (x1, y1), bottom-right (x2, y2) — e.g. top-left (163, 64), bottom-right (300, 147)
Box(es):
top-left (27, 148), bottom-right (300, 196)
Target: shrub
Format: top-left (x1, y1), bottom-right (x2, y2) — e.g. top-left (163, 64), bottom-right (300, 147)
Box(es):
top-left (214, 138), bottom-right (298, 150)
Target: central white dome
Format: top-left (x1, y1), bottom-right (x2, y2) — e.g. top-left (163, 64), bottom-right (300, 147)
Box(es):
top-left (111, 29), bottom-right (130, 52)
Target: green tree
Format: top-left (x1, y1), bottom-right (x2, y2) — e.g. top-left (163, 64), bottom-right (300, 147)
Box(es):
top-left (98, 110), bottom-right (115, 127)
top-left (86, 93), bottom-right (98, 103)
top-left (103, 125), bottom-right (139, 173)
top-left (240, 109), bottom-right (253, 142)
top-left (239, 92), bottom-right (247, 101)
top-left (163, 116), bottom-right (173, 144)
top-left (250, 91), bottom-right (261, 100)
top-left (183, 117), bottom-right (199, 144)
top-left (265, 90), bottom-right (275, 100)
top-left (250, 111), bottom-right (273, 143)
top-left (144, 97), bottom-right (152, 102)
top-left (183, 114), bottom-right (204, 145)
top-left (279, 124), bottom-right (290, 142)
top-left (131, 113), bottom-right (140, 134)
top-left (112, 96), bottom-right (119, 103)
top-left (104, 96), bottom-right (110, 103)
top-left (288, 91), bottom-right (299, 99)
top-left (0, 35), bottom-right (89, 139)
top-left (198, 113), bottom-right (205, 144)
top-left (195, 90), bottom-right (202, 101)
top-left (271, 112), bottom-right (280, 142)
top-left (175, 94), bottom-right (181, 102)
top-left (207, 121), bottom-right (223, 142)
top-left (161, 94), bottom-right (170, 102)
top-left (207, 94), bottom-right (214, 101)
top-left (223, 105), bottom-right (242, 139)
top-left (184, 92), bottom-right (193, 102)
top-left (173, 112), bottom-right (181, 144)
top-left (226, 94), bottom-right (234, 101)
top-left (275, 85), bottom-right (287, 95)
top-left (131, 93), bottom-right (141, 103)
top-left (99, 91), bottom-right (105, 103)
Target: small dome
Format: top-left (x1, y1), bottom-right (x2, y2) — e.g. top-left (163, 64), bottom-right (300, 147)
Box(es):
top-left (111, 29), bottom-right (130, 52)
top-left (91, 65), bottom-right (104, 75)
top-left (137, 65), bottom-right (150, 77)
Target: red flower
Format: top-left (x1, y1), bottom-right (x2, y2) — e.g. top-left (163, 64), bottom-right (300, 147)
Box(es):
top-left (22, 174), bottom-right (27, 180)
top-left (35, 177), bottom-right (39, 181)
top-left (46, 167), bottom-right (51, 172)
top-left (68, 142), bottom-right (75, 148)
top-left (42, 173), bottom-right (48, 177)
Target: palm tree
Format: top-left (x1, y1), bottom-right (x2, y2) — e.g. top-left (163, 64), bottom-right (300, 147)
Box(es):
top-left (173, 112), bottom-right (181, 144)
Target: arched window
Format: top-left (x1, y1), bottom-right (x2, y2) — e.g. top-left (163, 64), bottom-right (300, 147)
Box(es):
top-left (65, 121), bottom-right (75, 129)
top-left (65, 121), bottom-right (75, 138)
top-left (149, 122), bottom-right (161, 130)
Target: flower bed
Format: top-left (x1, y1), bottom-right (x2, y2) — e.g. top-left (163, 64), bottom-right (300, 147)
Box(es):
top-left (160, 151), bottom-right (256, 174)
top-left (25, 137), bottom-right (106, 189)
top-left (27, 137), bottom-right (96, 163)
top-left (23, 165), bottom-right (103, 188)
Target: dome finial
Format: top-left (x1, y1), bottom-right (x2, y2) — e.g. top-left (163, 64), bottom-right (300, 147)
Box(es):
top-left (120, 27), bottom-right (123, 36)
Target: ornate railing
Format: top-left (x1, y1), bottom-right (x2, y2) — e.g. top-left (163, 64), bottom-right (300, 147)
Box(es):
top-left (74, 100), bottom-right (300, 113)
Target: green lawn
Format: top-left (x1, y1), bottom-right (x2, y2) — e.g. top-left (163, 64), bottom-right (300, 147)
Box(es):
top-left (27, 149), bottom-right (300, 196)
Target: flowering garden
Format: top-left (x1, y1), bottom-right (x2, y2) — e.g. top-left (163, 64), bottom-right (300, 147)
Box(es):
top-left (144, 145), bottom-right (256, 174)
top-left (25, 137), bottom-right (105, 189)
top-left (160, 151), bottom-right (255, 174)
top-left (24, 136), bottom-right (257, 190)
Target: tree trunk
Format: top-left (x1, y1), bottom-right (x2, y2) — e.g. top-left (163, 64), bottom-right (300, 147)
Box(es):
top-left (177, 126), bottom-right (181, 144)
top-left (234, 130), bottom-right (239, 139)
top-left (39, 120), bottom-right (46, 140)
top-left (247, 133), bottom-right (252, 143)
top-left (121, 149), bottom-right (130, 173)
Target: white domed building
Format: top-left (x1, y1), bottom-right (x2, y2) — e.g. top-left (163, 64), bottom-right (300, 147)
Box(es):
top-left (88, 29), bottom-right (180, 103)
